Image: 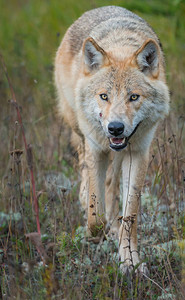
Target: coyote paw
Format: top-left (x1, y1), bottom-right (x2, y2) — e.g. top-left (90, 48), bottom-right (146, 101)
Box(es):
top-left (105, 221), bottom-right (119, 239)
top-left (107, 228), bottom-right (119, 240)
top-left (86, 223), bottom-right (105, 242)
top-left (120, 261), bottom-right (134, 275)
top-left (120, 260), bottom-right (149, 276)
top-left (119, 247), bottom-right (148, 276)
top-left (136, 262), bottom-right (149, 276)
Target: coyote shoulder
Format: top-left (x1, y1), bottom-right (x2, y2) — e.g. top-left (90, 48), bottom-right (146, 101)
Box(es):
top-left (55, 6), bottom-right (169, 272)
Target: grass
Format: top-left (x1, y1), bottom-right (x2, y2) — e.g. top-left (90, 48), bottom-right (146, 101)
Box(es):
top-left (0, 0), bottom-right (185, 299)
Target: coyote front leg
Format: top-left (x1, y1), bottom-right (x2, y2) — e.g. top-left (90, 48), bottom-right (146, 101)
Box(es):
top-left (85, 143), bottom-right (108, 236)
top-left (105, 153), bottom-right (123, 235)
top-left (119, 149), bottom-right (149, 272)
top-left (71, 131), bottom-right (88, 213)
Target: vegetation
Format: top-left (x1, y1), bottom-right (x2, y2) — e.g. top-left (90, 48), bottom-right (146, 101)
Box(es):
top-left (0, 0), bottom-right (184, 299)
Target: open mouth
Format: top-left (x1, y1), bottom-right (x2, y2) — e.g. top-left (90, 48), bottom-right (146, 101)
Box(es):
top-left (109, 137), bottom-right (128, 151)
top-left (109, 122), bottom-right (141, 151)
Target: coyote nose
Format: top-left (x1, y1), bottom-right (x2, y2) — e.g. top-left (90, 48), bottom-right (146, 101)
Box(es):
top-left (108, 122), bottom-right (124, 136)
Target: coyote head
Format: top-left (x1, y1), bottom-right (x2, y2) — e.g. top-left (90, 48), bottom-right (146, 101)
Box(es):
top-left (77, 37), bottom-right (169, 151)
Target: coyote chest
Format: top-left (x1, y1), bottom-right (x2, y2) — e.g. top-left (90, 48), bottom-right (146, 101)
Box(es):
top-left (55, 6), bottom-right (169, 273)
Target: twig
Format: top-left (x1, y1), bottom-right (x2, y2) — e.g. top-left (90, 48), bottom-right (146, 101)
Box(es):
top-left (142, 272), bottom-right (167, 294)
top-left (0, 52), bottom-right (41, 235)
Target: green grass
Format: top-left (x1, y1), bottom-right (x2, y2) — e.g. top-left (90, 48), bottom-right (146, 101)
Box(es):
top-left (0, 0), bottom-right (184, 299)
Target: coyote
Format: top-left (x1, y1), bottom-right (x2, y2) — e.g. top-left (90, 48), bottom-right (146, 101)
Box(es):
top-left (55, 6), bottom-right (169, 272)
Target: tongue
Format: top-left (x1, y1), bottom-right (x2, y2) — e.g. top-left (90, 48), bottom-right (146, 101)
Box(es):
top-left (111, 138), bottom-right (124, 144)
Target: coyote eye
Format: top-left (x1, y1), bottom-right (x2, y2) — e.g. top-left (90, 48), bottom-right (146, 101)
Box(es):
top-left (130, 94), bottom-right (140, 101)
top-left (100, 93), bottom-right (108, 101)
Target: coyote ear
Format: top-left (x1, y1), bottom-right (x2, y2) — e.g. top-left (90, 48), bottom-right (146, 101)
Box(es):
top-left (136, 39), bottom-right (159, 77)
top-left (83, 37), bottom-right (109, 73)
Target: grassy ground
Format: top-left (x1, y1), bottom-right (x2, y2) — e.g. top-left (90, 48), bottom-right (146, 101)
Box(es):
top-left (0, 0), bottom-right (184, 299)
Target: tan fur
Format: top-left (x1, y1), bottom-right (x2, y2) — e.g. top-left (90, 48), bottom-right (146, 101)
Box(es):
top-left (55, 6), bottom-right (170, 273)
